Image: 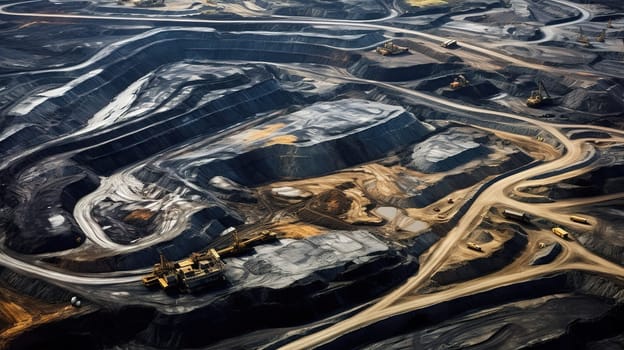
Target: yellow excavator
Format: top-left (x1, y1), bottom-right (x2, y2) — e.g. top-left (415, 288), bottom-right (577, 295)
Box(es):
top-left (217, 229), bottom-right (277, 257)
top-left (450, 75), bottom-right (469, 89)
top-left (526, 81), bottom-right (551, 108)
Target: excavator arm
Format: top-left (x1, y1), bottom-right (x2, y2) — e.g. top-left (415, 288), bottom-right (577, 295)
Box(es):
top-left (538, 81), bottom-right (551, 99)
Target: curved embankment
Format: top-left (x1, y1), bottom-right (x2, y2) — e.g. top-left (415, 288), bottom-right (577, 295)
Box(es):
top-left (3, 160), bottom-right (99, 254)
top-left (431, 228), bottom-right (528, 286)
top-left (548, 163), bottom-right (624, 200)
top-left (47, 204), bottom-right (243, 272)
top-left (401, 150), bottom-right (533, 209)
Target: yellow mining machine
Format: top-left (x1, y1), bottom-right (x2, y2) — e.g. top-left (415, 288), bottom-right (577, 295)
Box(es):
top-left (526, 81), bottom-right (551, 108)
top-left (596, 29), bottom-right (606, 43)
top-left (142, 230), bottom-right (278, 292)
top-left (142, 250), bottom-right (225, 292)
top-left (450, 75), bottom-right (469, 89)
top-left (552, 227), bottom-right (570, 239)
top-left (467, 242), bottom-right (483, 252)
top-left (607, 18), bottom-right (613, 29)
top-left (570, 215), bottom-right (590, 225)
top-left (218, 229), bottom-right (278, 258)
top-left (577, 27), bottom-right (591, 47)
top-left (375, 41), bottom-right (409, 56)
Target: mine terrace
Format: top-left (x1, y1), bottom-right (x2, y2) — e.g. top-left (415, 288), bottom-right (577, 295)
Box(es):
top-left (0, 0), bottom-right (623, 349)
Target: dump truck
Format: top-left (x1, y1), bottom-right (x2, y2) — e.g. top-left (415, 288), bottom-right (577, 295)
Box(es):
top-left (467, 242), bottom-right (483, 252)
top-left (552, 227), bottom-right (570, 239)
top-left (375, 41), bottom-right (409, 56)
top-left (441, 39), bottom-right (458, 48)
top-left (526, 81), bottom-right (551, 108)
top-left (570, 215), bottom-right (590, 225)
top-left (450, 75), bottom-right (469, 89)
top-left (503, 209), bottom-right (530, 223)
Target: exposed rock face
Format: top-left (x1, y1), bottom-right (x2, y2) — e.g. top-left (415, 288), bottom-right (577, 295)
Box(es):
top-left (398, 127), bottom-right (533, 208)
top-left (562, 85), bottom-right (624, 114)
top-left (474, 230), bottom-right (494, 244)
top-left (407, 127), bottom-right (490, 173)
top-left (1, 3), bottom-right (624, 350)
top-left (225, 230), bottom-right (389, 290)
top-left (529, 242), bottom-right (562, 265)
top-left (150, 99), bottom-right (432, 187)
top-left (575, 207), bottom-right (624, 266)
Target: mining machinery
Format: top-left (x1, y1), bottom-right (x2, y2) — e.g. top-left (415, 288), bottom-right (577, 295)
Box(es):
top-left (218, 230), bottom-right (278, 258)
top-left (502, 209), bottom-right (531, 223)
top-left (142, 230), bottom-right (278, 292)
top-left (607, 18), bottom-right (613, 29)
top-left (441, 39), bottom-right (458, 48)
top-left (450, 75), bottom-right (469, 89)
top-left (577, 27), bottom-right (591, 47)
top-left (570, 215), bottom-right (590, 225)
top-left (467, 242), bottom-right (483, 252)
top-left (552, 227), bottom-right (570, 239)
top-left (596, 29), bottom-right (606, 43)
top-left (526, 81), bottom-right (551, 108)
top-left (141, 250), bottom-right (225, 292)
top-left (375, 41), bottom-right (409, 56)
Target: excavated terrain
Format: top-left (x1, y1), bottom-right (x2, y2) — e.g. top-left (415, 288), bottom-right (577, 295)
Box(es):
top-left (0, 0), bottom-right (623, 349)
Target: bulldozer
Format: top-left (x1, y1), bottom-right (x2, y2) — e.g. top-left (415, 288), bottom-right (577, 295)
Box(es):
top-left (375, 41), bottom-right (409, 56)
top-left (526, 81), bottom-right (551, 108)
top-left (450, 75), bottom-right (469, 89)
top-left (596, 29), bottom-right (606, 43)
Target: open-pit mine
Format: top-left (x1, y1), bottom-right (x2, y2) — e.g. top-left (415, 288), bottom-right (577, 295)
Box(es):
top-left (0, 0), bottom-right (624, 349)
